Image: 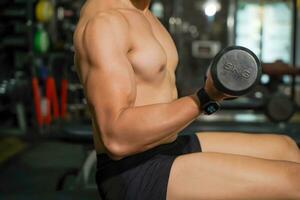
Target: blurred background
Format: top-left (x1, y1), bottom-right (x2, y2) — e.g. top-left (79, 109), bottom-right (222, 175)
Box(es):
top-left (0, 0), bottom-right (300, 199)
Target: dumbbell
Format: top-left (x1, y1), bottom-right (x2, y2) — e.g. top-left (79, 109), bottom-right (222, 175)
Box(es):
top-left (35, 0), bottom-right (55, 23)
top-left (262, 62), bottom-right (300, 77)
top-left (265, 92), bottom-right (296, 123)
top-left (208, 46), bottom-right (262, 97)
top-left (1, 27), bottom-right (50, 53)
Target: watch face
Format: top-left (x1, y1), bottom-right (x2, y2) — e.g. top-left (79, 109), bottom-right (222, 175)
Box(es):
top-left (204, 102), bottom-right (220, 115)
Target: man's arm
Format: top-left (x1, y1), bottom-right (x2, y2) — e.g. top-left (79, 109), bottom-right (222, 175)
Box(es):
top-left (82, 12), bottom-right (202, 158)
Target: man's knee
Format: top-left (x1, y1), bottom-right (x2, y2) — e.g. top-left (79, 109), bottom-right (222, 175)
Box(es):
top-left (276, 135), bottom-right (300, 162)
top-left (282, 135), bottom-right (299, 149)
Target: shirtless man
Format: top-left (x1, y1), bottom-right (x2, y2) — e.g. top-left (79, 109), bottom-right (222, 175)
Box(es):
top-left (74, 0), bottom-right (300, 199)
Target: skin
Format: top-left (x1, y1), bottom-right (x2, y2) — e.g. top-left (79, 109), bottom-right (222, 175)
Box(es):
top-left (74, 0), bottom-right (300, 199)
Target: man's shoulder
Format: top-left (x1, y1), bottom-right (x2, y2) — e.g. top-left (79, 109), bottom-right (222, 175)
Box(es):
top-left (86, 8), bottom-right (148, 32)
top-left (79, 9), bottom-right (133, 51)
top-left (86, 10), bottom-right (130, 32)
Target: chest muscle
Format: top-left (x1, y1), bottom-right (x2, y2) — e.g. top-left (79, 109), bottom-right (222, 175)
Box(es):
top-left (126, 12), bottom-right (178, 84)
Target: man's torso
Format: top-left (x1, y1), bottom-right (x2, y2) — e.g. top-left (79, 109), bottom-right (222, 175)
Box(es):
top-left (74, 0), bottom-right (179, 154)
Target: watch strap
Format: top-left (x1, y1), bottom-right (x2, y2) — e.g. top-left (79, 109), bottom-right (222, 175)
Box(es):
top-left (197, 88), bottom-right (221, 115)
top-left (197, 88), bottom-right (212, 106)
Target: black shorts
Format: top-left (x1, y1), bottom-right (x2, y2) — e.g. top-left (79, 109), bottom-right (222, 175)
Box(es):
top-left (96, 134), bottom-right (202, 200)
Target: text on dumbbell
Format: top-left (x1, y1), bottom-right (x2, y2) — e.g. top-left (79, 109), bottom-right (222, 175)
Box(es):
top-left (223, 63), bottom-right (251, 79)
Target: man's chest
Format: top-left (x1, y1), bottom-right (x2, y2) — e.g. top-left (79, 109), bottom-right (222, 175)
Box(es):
top-left (126, 11), bottom-right (178, 81)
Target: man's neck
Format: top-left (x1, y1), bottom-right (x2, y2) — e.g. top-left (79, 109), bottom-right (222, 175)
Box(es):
top-left (130, 0), bottom-right (150, 11)
top-left (82, 0), bottom-right (151, 17)
top-left (106, 0), bottom-right (151, 11)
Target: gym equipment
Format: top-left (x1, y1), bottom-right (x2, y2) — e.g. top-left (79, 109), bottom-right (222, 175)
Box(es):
top-left (31, 61), bottom-right (68, 127)
top-left (32, 72), bottom-right (59, 126)
top-left (1, 25), bottom-right (50, 53)
top-left (260, 62), bottom-right (298, 122)
top-left (32, 69), bottom-right (43, 127)
top-left (57, 6), bottom-right (75, 21)
top-left (35, 0), bottom-right (54, 23)
top-left (1, 25), bottom-right (32, 50)
top-left (56, 125), bottom-right (97, 191)
top-left (1, 35), bottom-right (28, 48)
top-left (0, 23), bottom-right (29, 48)
top-left (45, 72), bottom-right (60, 124)
top-left (0, 0), bottom-right (36, 20)
top-left (249, 85), bottom-right (270, 100)
top-left (209, 46), bottom-right (262, 96)
top-left (0, 2), bottom-right (35, 51)
top-left (262, 62), bottom-right (300, 77)
top-left (31, 62), bottom-right (59, 127)
top-left (0, 7), bottom-right (28, 20)
top-left (265, 92), bottom-right (296, 122)
top-left (60, 78), bottom-right (68, 119)
top-left (33, 26), bottom-right (50, 53)
top-left (0, 77), bottom-right (29, 102)
top-left (0, 23), bottom-right (31, 35)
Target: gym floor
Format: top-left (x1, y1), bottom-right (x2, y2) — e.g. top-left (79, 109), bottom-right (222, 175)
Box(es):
top-left (0, 135), bottom-right (100, 200)
top-left (0, 119), bottom-right (299, 200)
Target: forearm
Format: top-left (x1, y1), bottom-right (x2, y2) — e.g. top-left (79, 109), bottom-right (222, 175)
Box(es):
top-left (111, 95), bottom-right (201, 154)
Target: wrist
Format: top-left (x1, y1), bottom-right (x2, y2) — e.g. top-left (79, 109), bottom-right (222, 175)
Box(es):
top-left (196, 88), bottom-right (221, 115)
top-left (191, 94), bottom-right (201, 108)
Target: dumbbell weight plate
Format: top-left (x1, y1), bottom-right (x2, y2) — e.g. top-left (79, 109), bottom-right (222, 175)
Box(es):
top-left (248, 85), bottom-right (270, 100)
top-left (35, 0), bottom-right (54, 23)
top-left (34, 28), bottom-right (50, 53)
top-left (265, 92), bottom-right (296, 122)
top-left (210, 46), bottom-right (261, 96)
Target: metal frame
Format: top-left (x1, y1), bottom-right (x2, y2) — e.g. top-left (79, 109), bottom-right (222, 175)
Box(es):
top-left (227, 0), bottom-right (236, 46)
top-left (291, 0), bottom-right (298, 101)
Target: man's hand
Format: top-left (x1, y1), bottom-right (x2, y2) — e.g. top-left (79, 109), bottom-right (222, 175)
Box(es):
top-left (204, 73), bottom-right (230, 102)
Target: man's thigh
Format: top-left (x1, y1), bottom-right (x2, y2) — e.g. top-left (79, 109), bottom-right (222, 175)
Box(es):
top-left (196, 132), bottom-right (295, 161)
top-left (166, 152), bottom-right (298, 200)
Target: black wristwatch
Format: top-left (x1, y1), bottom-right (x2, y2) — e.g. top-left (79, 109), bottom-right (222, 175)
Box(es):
top-left (196, 88), bottom-right (220, 115)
